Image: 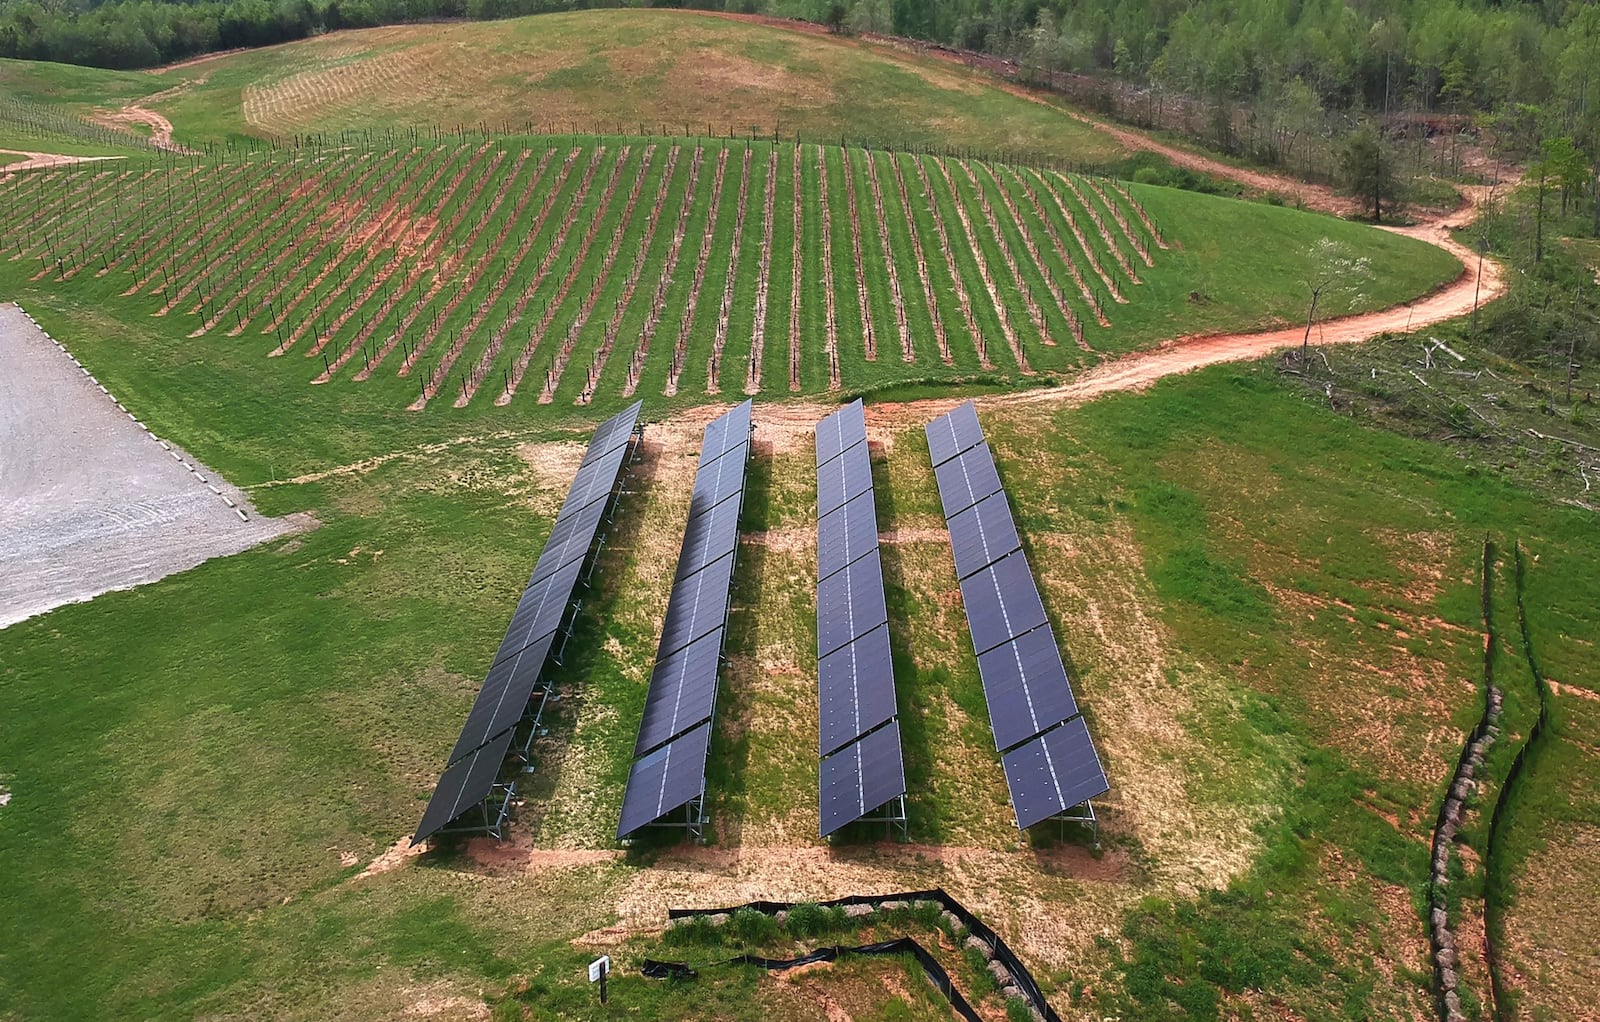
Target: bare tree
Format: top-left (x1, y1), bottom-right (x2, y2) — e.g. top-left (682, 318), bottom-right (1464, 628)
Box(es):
top-left (1301, 238), bottom-right (1374, 365)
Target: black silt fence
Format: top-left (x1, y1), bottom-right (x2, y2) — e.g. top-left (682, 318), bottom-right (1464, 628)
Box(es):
top-left (660, 887), bottom-right (1061, 1022)
top-left (644, 937), bottom-right (979, 1022)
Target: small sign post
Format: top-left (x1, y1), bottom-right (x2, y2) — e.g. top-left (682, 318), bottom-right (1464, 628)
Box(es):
top-left (588, 955), bottom-right (610, 1005)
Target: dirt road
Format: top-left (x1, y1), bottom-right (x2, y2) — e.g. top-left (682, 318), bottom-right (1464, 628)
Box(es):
top-left (0, 149), bottom-right (125, 174)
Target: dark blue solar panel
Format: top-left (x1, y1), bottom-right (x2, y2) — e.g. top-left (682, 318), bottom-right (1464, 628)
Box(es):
top-left (497, 556), bottom-right (583, 664)
top-left (958, 552), bottom-right (1048, 657)
top-left (933, 442), bottom-right (1003, 519)
top-left (925, 401), bottom-right (984, 468)
top-left (698, 400), bottom-right (753, 468)
top-left (451, 628), bottom-right (557, 764)
top-left (947, 490), bottom-right (1022, 580)
top-left (816, 399), bottom-right (867, 469)
top-left (1001, 715), bottom-right (1108, 829)
top-left (687, 440), bottom-right (750, 520)
top-left (676, 488), bottom-right (743, 583)
top-left (529, 497), bottom-right (607, 585)
top-left (817, 624), bottom-right (896, 757)
top-left (657, 550), bottom-right (736, 657)
top-left (580, 401), bottom-right (643, 466)
top-left (819, 721), bottom-right (907, 837)
top-left (558, 443), bottom-right (629, 520)
top-left (817, 440), bottom-right (873, 519)
top-left (977, 624), bottom-right (1079, 752)
top-left (617, 719), bottom-right (712, 838)
top-left (633, 626), bottom-right (724, 757)
top-left (412, 728), bottom-right (514, 845)
top-left (817, 491), bottom-right (879, 582)
top-left (817, 549), bottom-right (889, 658)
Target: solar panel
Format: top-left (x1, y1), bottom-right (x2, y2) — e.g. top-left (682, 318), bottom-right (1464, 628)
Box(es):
top-left (947, 490), bottom-right (1022, 581)
top-left (633, 626), bottom-right (724, 757)
top-left (675, 487), bottom-right (743, 583)
top-left (617, 719), bottom-right (713, 838)
top-left (819, 721), bottom-right (907, 837)
top-left (933, 442), bottom-right (1004, 519)
top-left (818, 624), bottom-right (897, 757)
top-left (698, 400), bottom-right (754, 468)
top-left (817, 440), bottom-right (873, 518)
top-left (959, 552), bottom-right (1049, 657)
top-left (656, 550), bottom-right (736, 657)
top-left (450, 628), bottom-right (558, 764)
top-left (816, 400), bottom-right (867, 469)
top-left (925, 401), bottom-right (984, 468)
top-left (817, 548), bottom-right (889, 658)
top-left (687, 440), bottom-right (751, 520)
top-left (580, 400), bottom-right (644, 467)
top-left (1001, 715), bottom-right (1109, 830)
top-left (496, 556), bottom-right (585, 664)
top-left (412, 728), bottom-right (514, 845)
top-left (817, 491), bottom-right (879, 582)
top-left (558, 443), bottom-right (629, 521)
top-left (977, 625), bottom-right (1079, 753)
top-left (528, 497), bottom-right (608, 586)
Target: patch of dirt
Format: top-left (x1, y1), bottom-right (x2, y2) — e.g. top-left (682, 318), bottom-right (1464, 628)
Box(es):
top-left (357, 834), bottom-right (427, 879)
top-left (1501, 824), bottom-right (1600, 1019)
top-left (90, 104), bottom-right (195, 153)
top-left (399, 982), bottom-right (490, 1020)
top-left (1550, 680), bottom-right (1600, 703)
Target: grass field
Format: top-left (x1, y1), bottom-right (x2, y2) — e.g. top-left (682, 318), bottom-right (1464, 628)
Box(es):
top-left (3, 359), bottom-right (1596, 1019)
top-left (2, 8), bottom-right (1593, 1019)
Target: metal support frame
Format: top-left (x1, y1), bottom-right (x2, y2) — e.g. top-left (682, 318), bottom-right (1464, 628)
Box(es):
top-left (436, 776), bottom-right (520, 843)
top-left (1045, 798), bottom-right (1100, 849)
top-left (828, 792), bottom-right (909, 844)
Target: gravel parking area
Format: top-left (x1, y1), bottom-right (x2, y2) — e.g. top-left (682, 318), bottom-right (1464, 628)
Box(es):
top-left (0, 303), bottom-right (299, 628)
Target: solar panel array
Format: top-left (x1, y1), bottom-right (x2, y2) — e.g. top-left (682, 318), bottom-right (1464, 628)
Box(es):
top-left (815, 400), bottom-right (906, 837)
top-left (412, 401), bottom-right (643, 845)
top-left (617, 400), bottom-right (753, 839)
top-left (925, 401), bottom-right (1109, 830)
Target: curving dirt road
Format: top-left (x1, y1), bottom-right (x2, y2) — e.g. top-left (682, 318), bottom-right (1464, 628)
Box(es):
top-left (0, 149), bottom-right (125, 174)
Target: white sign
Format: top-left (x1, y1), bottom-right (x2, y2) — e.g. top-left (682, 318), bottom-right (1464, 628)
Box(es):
top-left (588, 956), bottom-right (611, 983)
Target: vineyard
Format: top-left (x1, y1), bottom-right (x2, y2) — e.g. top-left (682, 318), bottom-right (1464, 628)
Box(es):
top-left (0, 134), bottom-right (1179, 409)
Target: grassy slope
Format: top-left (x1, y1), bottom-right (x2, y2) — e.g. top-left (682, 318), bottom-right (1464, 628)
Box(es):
top-left (2, 359), bottom-right (1596, 1019)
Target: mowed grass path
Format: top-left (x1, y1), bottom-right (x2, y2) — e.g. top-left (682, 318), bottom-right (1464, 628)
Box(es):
top-left (0, 134), bottom-right (1458, 480)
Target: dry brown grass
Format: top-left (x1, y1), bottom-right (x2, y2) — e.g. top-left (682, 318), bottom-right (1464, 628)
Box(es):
top-left (1502, 824), bottom-right (1600, 1018)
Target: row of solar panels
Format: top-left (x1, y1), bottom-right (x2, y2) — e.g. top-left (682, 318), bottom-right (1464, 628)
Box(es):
top-left (411, 401), bottom-right (644, 846)
top-left (616, 400), bottom-right (754, 839)
top-left (927, 401), bottom-right (1110, 830)
top-left (815, 401), bottom-right (906, 838)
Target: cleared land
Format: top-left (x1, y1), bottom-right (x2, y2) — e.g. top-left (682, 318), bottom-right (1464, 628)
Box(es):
top-left (0, 302), bottom-right (298, 626)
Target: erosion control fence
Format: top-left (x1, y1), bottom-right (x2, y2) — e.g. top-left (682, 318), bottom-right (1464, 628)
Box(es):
top-left (656, 888), bottom-right (1061, 1022)
top-left (644, 937), bottom-right (980, 1022)
top-left (1483, 540), bottom-right (1554, 1022)
top-left (1428, 536), bottom-right (1502, 1022)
